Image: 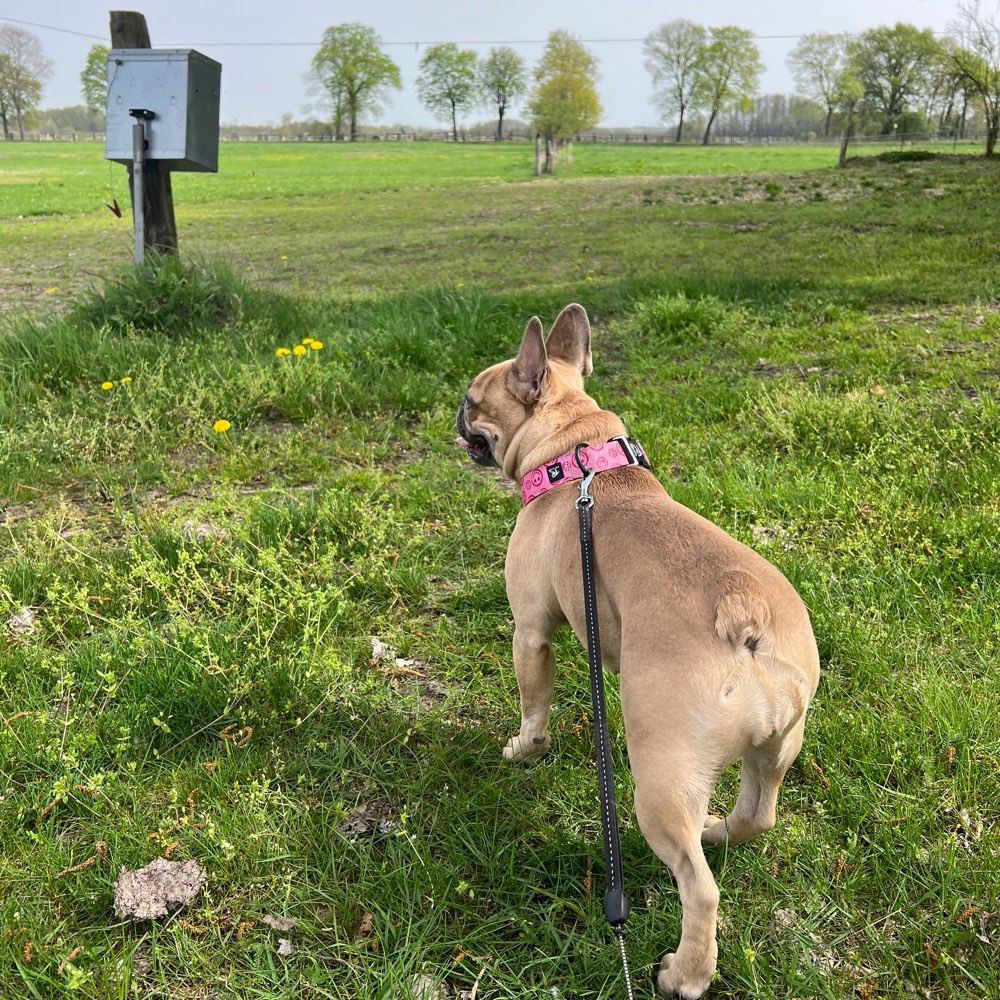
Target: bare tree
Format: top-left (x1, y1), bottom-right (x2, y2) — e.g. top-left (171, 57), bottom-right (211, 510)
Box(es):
top-left (643, 20), bottom-right (707, 142)
top-left (0, 24), bottom-right (52, 139)
top-left (950, 2), bottom-right (1000, 155)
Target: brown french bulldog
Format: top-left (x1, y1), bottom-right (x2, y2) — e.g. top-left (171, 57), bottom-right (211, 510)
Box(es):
top-left (456, 303), bottom-right (820, 998)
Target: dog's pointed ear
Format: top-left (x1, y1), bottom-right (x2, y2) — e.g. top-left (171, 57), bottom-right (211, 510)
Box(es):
top-left (509, 316), bottom-right (547, 404)
top-left (545, 303), bottom-right (593, 377)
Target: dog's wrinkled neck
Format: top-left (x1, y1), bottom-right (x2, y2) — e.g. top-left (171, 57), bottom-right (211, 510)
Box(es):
top-left (503, 392), bottom-right (624, 483)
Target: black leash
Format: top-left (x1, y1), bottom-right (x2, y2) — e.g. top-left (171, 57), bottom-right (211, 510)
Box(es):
top-left (574, 444), bottom-right (636, 1000)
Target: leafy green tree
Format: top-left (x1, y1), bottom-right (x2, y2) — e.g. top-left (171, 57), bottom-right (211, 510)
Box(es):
top-left (310, 24), bottom-right (401, 140)
top-left (529, 30), bottom-right (602, 172)
top-left (80, 43), bottom-right (109, 115)
top-left (949, 2), bottom-right (1000, 156)
top-left (835, 67), bottom-right (866, 167)
top-left (787, 32), bottom-right (856, 137)
top-left (0, 24), bottom-right (51, 140)
top-left (851, 22), bottom-right (942, 132)
top-left (696, 26), bottom-right (763, 145)
top-left (921, 36), bottom-right (968, 136)
top-left (480, 46), bottom-right (527, 140)
top-left (643, 20), bottom-right (707, 142)
top-left (416, 42), bottom-right (479, 142)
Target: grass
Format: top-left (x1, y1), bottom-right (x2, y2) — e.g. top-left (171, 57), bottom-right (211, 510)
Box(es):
top-left (0, 138), bottom-right (969, 219)
top-left (0, 141), bottom-right (998, 999)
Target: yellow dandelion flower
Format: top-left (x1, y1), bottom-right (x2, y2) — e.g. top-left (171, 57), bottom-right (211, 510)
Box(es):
top-left (275, 347), bottom-right (291, 357)
top-left (301, 337), bottom-right (315, 346)
top-left (121, 376), bottom-right (132, 384)
top-left (280, 255), bottom-right (289, 261)
top-left (456, 281), bottom-right (465, 288)
top-left (309, 340), bottom-right (324, 350)
top-left (213, 419), bottom-right (231, 433)
top-left (44, 287), bottom-right (58, 295)
top-left (293, 344), bottom-right (307, 356)
top-left (100, 381), bottom-right (114, 391)
top-left (585, 275), bottom-right (594, 283)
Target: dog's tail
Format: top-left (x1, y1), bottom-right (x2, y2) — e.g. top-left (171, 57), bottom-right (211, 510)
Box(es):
top-left (714, 570), bottom-right (773, 658)
top-left (714, 569), bottom-right (813, 744)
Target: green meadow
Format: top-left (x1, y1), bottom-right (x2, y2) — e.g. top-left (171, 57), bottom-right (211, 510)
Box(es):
top-left (0, 140), bottom-right (997, 999)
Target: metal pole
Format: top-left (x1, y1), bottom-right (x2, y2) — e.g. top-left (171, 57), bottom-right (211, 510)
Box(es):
top-left (132, 119), bottom-right (145, 264)
top-left (129, 108), bottom-right (155, 264)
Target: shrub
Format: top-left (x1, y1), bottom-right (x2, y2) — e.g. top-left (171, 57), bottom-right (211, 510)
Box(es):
top-left (69, 253), bottom-right (251, 336)
top-left (877, 150), bottom-right (937, 164)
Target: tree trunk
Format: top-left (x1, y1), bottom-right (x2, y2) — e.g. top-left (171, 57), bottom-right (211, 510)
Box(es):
top-left (838, 102), bottom-right (856, 168)
top-left (702, 109), bottom-right (718, 146)
top-left (823, 107), bottom-right (833, 138)
top-left (348, 91), bottom-right (358, 140)
top-left (534, 133), bottom-right (541, 175)
top-left (675, 110), bottom-right (684, 143)
top-left (496, 107), bottom-right (505, 141)
top-left (451, 103), bottom-right (458, 143)
top-left (545, 136), bottom-right (554, 174)
top-left (110, 10), bottom-right (178, 254)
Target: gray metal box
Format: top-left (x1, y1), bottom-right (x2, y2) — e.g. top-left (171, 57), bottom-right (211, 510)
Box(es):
top-left (105, 49), bottom-right (221, 172)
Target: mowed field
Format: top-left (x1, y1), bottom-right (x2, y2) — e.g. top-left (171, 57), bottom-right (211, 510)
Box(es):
top-left (0, 139), bottom-right (998, 999)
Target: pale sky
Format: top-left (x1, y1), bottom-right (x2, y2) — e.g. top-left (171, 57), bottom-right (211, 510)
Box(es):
top-left (1, 1), bottom-right (976, 128)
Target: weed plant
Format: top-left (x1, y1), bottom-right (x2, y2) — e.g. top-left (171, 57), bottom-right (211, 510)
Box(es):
top-left (0, 148), bottom-right (997, 999)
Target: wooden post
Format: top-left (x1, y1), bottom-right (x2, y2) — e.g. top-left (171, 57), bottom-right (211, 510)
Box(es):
top-left (110, 10), bottom-right (178, 255)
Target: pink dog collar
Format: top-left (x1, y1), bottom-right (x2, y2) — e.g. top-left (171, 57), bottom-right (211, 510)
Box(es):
top-left (519, 435), bottom-right (650, 505)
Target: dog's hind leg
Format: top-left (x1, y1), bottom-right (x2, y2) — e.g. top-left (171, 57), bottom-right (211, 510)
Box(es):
top-left (702, 713), bottom-right (806, 846)
top-left (634, 778), bottom-right (719, 1000)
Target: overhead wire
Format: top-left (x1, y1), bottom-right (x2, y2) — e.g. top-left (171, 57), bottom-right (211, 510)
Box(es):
top-left (0, 14), bottom-right (964, 49)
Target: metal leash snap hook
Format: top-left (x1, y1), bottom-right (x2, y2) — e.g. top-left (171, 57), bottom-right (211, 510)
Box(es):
top-left (574, 443), bottom-right (595, 509)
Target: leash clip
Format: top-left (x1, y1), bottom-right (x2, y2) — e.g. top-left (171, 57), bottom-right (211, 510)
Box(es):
top-left (574, 443), bottom-right (595, 509)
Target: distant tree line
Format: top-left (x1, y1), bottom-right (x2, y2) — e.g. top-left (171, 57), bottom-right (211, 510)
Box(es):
top-left (305, 7), bottom-right (1000, 161)
top-left (308, 24), bottom-right (602, 172)
top-left (4, 3), bottom-right (999, 159)
top-left (781, 8), bottom-right (1000, 157)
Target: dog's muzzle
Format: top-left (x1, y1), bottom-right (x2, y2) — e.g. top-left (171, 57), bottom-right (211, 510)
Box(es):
top-left (456, 404), bottom-right (497, 467)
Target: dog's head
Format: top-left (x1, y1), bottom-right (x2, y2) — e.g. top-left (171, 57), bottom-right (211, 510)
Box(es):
top-left (456, 304), bottom-right (595, 478)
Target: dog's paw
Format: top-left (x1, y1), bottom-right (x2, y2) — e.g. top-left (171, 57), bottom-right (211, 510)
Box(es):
top-left (656, 951), bottom-right (714, 999)
top-left (700, 815), bottom-right (728, 846)
top-left (502, 733), bottom-right (551, 761)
